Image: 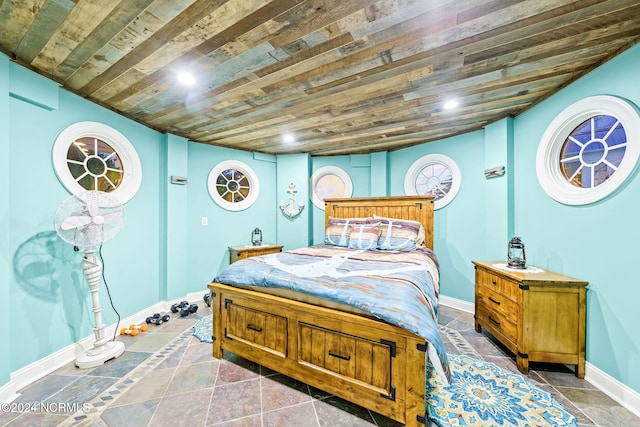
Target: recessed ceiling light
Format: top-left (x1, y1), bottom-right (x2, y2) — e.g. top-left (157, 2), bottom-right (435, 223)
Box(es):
top-left (443, 99), bottom-right (459, 110)
top-left (177, 72), bottom-right (196, 86)
top-left (282, 133), bottom-right (295, 143)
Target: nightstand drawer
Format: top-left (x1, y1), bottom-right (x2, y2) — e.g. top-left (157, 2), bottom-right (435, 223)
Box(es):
top-left (476, 304), bottom-right (517, 344)
top-left (475, 267), bottom-right (519, 302)
top-left (477, 284), bottom-right (518, 323)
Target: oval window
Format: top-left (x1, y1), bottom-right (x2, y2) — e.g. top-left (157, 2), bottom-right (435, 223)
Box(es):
top-left (536, 95), bottom-right (640, 205)
top-left (207, 160), bottom-right (259, 211)
top-left (52, 121), bottom-right (142, 204)
top-left (310, 166), bottom-right (353, 210)
top-left (404, 154), bottom-right (461, 209)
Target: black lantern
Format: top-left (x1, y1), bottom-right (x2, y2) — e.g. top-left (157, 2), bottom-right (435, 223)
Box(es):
top-left (507, 237), bottom-right (526, 269)
top-left (251, 227), bottom-right (262, 246)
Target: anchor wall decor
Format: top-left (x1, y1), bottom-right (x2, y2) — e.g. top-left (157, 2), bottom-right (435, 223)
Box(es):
top-left (280, 182), bottom-right (305, 218)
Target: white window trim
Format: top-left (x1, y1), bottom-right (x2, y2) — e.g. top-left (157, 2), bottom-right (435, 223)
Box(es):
top-left (536, 95), bottom-right (640, 205)
top-left (404, 153), bottom-right (461, 210)
top-left (207, 160), bottom-right (259, 211)
top-left (52, 121), bottom-right (142, 204)
top-left (310, 166), bottom-right (353, 210)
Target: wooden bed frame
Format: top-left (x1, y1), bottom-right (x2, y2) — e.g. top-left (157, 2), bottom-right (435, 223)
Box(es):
top-left (208, 195), bottom-right (436, 426)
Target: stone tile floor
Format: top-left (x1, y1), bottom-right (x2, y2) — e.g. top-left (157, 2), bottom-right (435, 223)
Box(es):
top-left (1, 302), bottom-right (639, 426)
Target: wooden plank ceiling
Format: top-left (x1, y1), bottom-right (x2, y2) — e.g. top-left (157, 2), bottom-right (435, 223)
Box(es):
top-left (1, 0), bottom-right (639, 156)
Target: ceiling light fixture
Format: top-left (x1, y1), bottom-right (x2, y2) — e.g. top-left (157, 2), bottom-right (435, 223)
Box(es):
top-left (177, 72), bottom-right (196, 86)
top-left (282, 133), bottom-right (295, 144)
top-left (443, 99), bottom-right (459, 110)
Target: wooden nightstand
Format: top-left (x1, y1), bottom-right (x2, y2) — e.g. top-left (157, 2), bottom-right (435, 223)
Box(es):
top-left (472, 260), bottom-right (588, 377)
top-left (229, 244), bottom-right (283, 264)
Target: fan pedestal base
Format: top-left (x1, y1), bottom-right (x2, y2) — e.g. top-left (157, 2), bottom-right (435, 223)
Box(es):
top-left (75, 341), bottom-right (125, 369)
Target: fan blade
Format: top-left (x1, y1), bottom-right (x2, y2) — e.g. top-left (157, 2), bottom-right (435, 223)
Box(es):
top-left (101, 210), bottom-right (123, 224)
top-left (86, 191), bottom-right (99, 217)
top-left (61, 215), bottom-right (92, 230)
top-left (86, 225), bottom-right (104, 246)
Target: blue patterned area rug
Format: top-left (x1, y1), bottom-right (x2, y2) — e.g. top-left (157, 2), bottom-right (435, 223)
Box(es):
top-left (193, 316), bottom-right (576, 427)
top-left (193, 314), bottom-right (213, 343)
top-left (426, 354), bottom-right (576, 426)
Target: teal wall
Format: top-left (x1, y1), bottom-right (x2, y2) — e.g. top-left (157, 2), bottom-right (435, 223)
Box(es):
top-left (370, 151), bottom-right (389, 196)
top-left (186, 144), bottom-right (278, 288)
top-left (276, 154), bottom-right (310, 250)
top-left (484, 117), bottom-right (515, 257)
top-left (164, 133), bottom-right (189, 301)
top-left (2, 42), bottom-right (640, 398)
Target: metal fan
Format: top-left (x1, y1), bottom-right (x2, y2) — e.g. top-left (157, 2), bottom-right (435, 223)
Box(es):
top-left (53, 191), bottom-right (126, 368)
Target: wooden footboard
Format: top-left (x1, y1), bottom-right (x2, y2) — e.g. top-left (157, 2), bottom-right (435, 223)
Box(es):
top-left (208, 282), bottom-right (429, 426)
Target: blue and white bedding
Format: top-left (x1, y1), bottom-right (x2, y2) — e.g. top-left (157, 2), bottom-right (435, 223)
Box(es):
top-left (214, 244), bottom-right (451, 383)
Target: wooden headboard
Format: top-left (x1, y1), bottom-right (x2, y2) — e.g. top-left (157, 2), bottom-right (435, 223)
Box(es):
top-left (324, 195), bottom-right (435, 249)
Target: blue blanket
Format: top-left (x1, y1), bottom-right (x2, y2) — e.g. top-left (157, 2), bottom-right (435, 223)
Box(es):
top-left (214, 244), bottom-right (450, 383)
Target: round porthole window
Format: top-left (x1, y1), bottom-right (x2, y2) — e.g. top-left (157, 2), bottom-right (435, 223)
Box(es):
top-left (207, 160), bottom-right (259, 211)
top-left (536, 95), bottom-right (640, 205)
top-left (404, 154), bottom-right (461, 209)
top-left (52, 121), bottom-right (142, 204)
top-left (310, 166), bottom-right (353, 210)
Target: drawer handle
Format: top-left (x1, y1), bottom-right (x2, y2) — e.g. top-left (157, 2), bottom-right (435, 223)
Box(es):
top-left (328, 351), bottom-right (351, 361)
top-left (246, 324), bottom-right (262, 332)
top-left (488, 316), bottom-right (501, 326)
top-left (488, 296), bottom-right (501, 305)
top-left (491, 279), bottom-right (497, 285)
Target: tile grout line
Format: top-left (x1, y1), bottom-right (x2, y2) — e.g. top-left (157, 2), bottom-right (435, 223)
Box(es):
top-left (204, 361), bottom-right (219, 427)
top-left (309, 383), bottom-right (322, 427)
top-left (260, 365), bottom-right (265, 427)
top-left (57, 327), bottom-right (195, 426)
top-left (547, 383), bottom-right (599, 427)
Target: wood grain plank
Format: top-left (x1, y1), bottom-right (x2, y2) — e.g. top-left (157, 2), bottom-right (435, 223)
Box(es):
top-left (55, 0), bottom-right (157, 79)
top-left (0, 0), bottom-right (48, 53)
top-left (32, 0), bottom-right (121, 75)
top-left (265, 0), bottom-right (371, 49)
top-left (14, 0), bottom-right (73, 64)
top-left (79, 0), bottom-right (229, 95)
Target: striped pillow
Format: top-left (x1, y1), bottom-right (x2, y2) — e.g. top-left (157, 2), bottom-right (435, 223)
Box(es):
top-left (374, 216), bottom-right (424, 251)
top-left (324, 217), bottom-right (370, 247)
top-left (348, 223), bottom-right (380, 250)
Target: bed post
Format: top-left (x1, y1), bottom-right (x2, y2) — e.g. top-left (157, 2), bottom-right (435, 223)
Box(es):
top-left (209, 285), bottom-right (223, 359)
top-left (406, 336), bottom-right (428, 427)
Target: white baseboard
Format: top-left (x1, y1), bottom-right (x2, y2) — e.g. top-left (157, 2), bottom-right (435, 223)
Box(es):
top-left (439, 294), bottom-right (474, 314)
top-left (585, 361), bottom-right (640, 417)
top-left (439, 294), bottom-right (640, 418)
top-left (0, 379), bottom-right (17, 404)
top-left (3, 293), bottom-right (206, 401)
